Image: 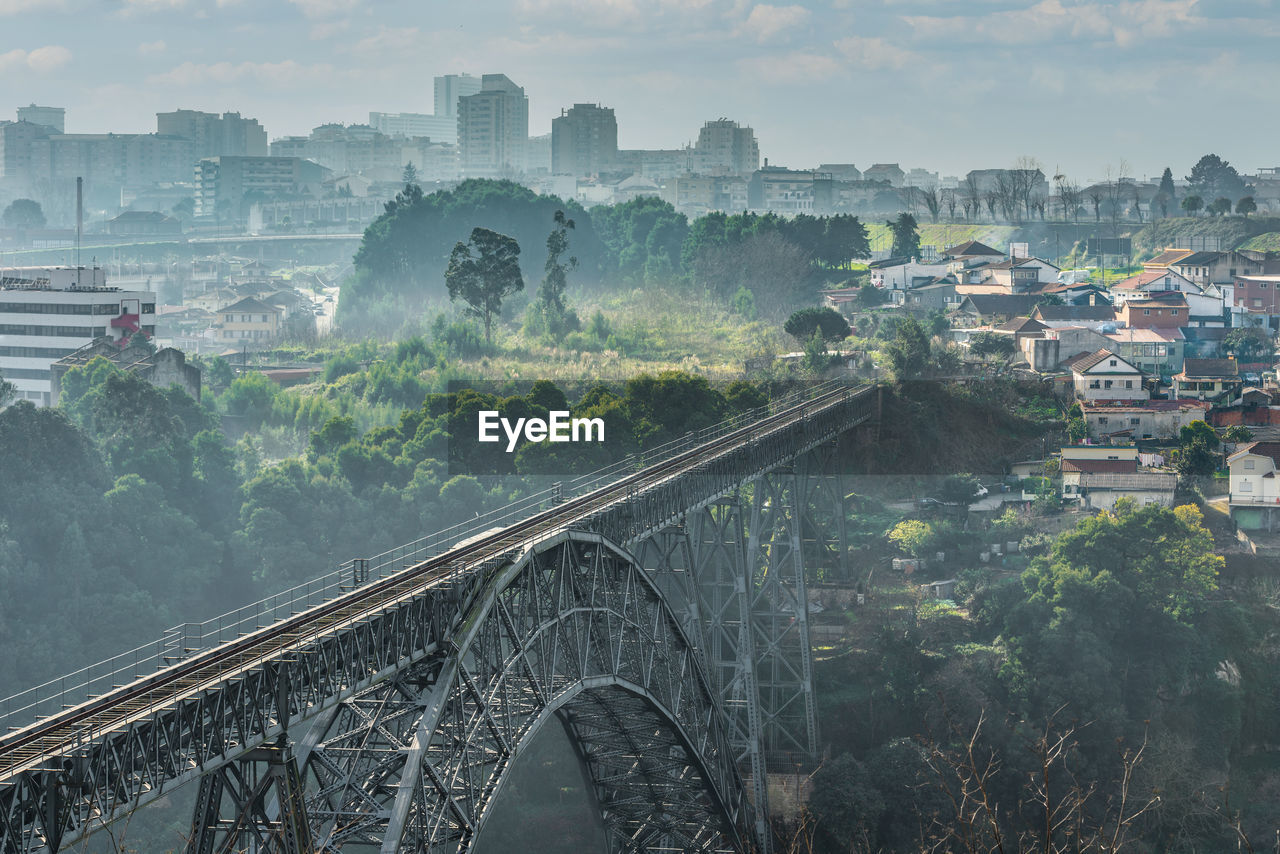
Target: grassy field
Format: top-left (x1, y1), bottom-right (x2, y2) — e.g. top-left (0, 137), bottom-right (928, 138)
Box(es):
top-left (865, 222), bottom-right (1020, 255)
top-left (1239, 232), bottom-right (1280, 252)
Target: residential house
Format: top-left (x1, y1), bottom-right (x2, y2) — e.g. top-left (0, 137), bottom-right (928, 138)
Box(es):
top-left (1228, 442), bottom-right (1280, 531)
top-left (1030, 304), bottom-right (1117, 330)
top-left (992, 316), bottom-right (1047, 352)
top-left (1068, 349), bottom-right (1148, 402)
top-left (1059, 452), bottom-right (1175, 511)
top-left (974, 257), bottom-right (1060, 292)
top-left (1118, 292), bottom-right (1189, 329)
top-left (1173, 358), bottom-right (1242, 401)
top-left (950, 294), bottom-right (1041, 326)
top-left (1024, 326), bottom-right (1114, 372)
top-left (217, 296), bottom-right (281, 344)
top-left (1109, 269), bottom-right (1200, 305)
top-left (1101, 327), bottom-right (1185, 378)
top-left (1233, 275), bottom-right (1280, 327)
top-left (1170, 250), bottom-right (1267, 288)
top-left (903, 280), bottom-right (959, 312)
top-left (943, 240), bottom-right (1005, 269)
top-left (1082, 399), bottom-right (1210, 441)
top-left (867, 257), bottom-right (952, 291)
top-left (1142, 248), bottom-right (1196, 272)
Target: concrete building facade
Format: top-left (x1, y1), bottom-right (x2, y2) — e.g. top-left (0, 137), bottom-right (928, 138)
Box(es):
top-left (458, 74), bottom-right (528, 178)
top-left (551, 104), bottom-right (617, 177)
top-left (0, 266), bottom-right (156, 406)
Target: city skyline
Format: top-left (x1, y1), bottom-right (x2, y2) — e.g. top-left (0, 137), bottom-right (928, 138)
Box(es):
top-left (2, 0), bottom-right (1278, 183)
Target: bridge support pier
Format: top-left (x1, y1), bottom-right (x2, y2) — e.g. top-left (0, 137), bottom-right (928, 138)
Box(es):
top-left (186, 738), bottom-right (314, 854)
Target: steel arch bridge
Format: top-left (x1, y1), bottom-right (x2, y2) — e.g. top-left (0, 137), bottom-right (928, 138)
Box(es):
top-left (0, 382), bottom-right (880, 854)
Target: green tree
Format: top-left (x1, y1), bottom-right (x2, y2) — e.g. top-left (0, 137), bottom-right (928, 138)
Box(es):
top-left (1224, 326), bottom-right (1273, 362)
top-left (537, 210), bottom-right (576, 315)
top-left (445, 226), bottom-right (524, 345)
top-left (1180, 419), bottom-right (1220, 450)
top-left (1157, 167), bottom-right (1177, 207)
top-left (885, 212), bottom-right (921, 259)
top-left (1187, 153), bottom-right (1247, 202)
top-left (1180, 195), bottom-right (1203, 216)
top-left (2, 198), bottom-right (45, 229)
top-left (1207, 196), bottom-right (1233, 217)
top-left (968, 331), bottom-right (1015, 359)
top-left (1236, 196), bottom-right (1257, 217)
top-left (784, 306), bottom-right (851, 345)
top-left (730, 285), bottom-right (756, 319)
top-left (1224, 424), bottom-right (1254, 443)
top-left (884, 316), bottom-right (931, 382)
top-left (0, 371), bottom-right (13, 406)
top-left (1067, 416), bottom-right (1087, 443)
top-left (855, 283), bottom-right (886, 310)
top-left (401, 161), bottom-right (419, 187)
top-left (939, 473), bottom-right (983, 507)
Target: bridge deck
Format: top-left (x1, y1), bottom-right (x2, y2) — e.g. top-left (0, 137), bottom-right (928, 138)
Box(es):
top-left (0, 383), bottom-right (872, 785)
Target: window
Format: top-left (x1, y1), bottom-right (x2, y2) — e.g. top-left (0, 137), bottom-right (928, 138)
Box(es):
top-left (1172, 309), bottom-right (1179, 315)
top-left (1245, 459), bottom-right (1256, 470)
top-left (1089, 379), bottom-right (1101, 389)
top-left (225, 314), bottom-right (233, 322)
top-left (1104, 380), bottom-right (1114, 389)
top-left (1143, 309), bottom-right (1151, 315)
top-left (1125, 380), bottom-right (1133, 388)
top-left (1098, 417), bottom-right (1109, 424)
top-left (1109, 359), bottom-right (1117, 366)
top-left (1130, 417), bottom-right (1141, 425)
top-left (1241, 480), bottom-right (1254, 492)
top-left (260, 314), bottom-right (269, 322)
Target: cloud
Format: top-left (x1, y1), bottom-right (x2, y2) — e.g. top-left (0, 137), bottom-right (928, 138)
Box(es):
top-left (739, 49), bottom-right (843, 82)
top-left (346, 25), bottom-right (421, 56)
top-left (903, 0), bottom-right (1201, 47)
top-left (0, 45), bottom-right (71, 73)
top-left (833, 35), bottom-right (913, 69)
top-left (119, 0), bottom-right (185, 13)
top-left (0, 0), bottom-right (61, 13)
top-left (137, 39), bottom-right (167, 54)
top-left (147, 59), bottom-right (335, 87)
top-left (288, 0), bottom-right (362, 17)
top-left (739, 3), bottom-right (811, 40)
top-left (514, 0), bottom-right (719, 31)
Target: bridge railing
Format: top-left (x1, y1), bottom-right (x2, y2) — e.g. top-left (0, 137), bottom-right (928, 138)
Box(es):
top-left (0, 379), bottom-right (858, 730)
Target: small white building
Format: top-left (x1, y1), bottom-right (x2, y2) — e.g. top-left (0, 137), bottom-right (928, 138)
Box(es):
top-left (1069, 349), bottom-right (1148, 402)
top-left (1228, 442), bottom-right (1280, 531)
top-left (0, 267), bottom-right (156, 406)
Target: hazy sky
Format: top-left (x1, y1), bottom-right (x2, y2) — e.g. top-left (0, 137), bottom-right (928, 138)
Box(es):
top-left (2, 0), bottom-right (1277, 183)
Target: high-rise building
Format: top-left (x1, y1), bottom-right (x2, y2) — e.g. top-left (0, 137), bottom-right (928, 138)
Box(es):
top-left (457, 74), bottom-right (529, 178)
top-left (368, 111), bottom-right (457, 144)
top-left (434, 74), bottom-right (482, 119)
top-left (0, 266), bottom-right (156, 406)
top-left (690, 119), bottom-right (759, 175)
top-left (194, 156), bottom-right (332, 220)
top-left (551, 104), bottom-right (617, 177)
top-left (156, 110), bottom-right (268, 159)
top-left (0, 121), bottom-right (52, 187)
top-left (16, 104), bottom-right (64, 133)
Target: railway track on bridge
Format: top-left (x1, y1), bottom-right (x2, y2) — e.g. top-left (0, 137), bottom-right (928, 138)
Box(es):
top-left (0, 382), bottom-right (866, 785)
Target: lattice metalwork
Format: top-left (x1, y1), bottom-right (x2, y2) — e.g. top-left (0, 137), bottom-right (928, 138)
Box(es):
top-left (0, 385), bottom-right (879, 854)
top-left (295, 531), bottom-right (750, 854)
top-left (186, 739), bottom-right (313, 854)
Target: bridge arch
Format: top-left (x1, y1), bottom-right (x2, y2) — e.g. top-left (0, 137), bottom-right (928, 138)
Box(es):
top-left (302, 529), bottom-right (753, 854)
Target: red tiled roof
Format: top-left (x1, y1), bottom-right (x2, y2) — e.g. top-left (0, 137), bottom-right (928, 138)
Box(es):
top-left (1061, 458), bottom-right (1139, 474)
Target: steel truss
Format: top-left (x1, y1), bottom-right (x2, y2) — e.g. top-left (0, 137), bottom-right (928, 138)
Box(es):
top-left (294, 531), bottom-right (749, 853)
top-left (0, 386), bottom-right (877, 854)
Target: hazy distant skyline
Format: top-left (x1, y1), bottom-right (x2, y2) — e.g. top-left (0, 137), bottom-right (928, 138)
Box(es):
top-left (2, 0), bottom-right (1278, 184)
